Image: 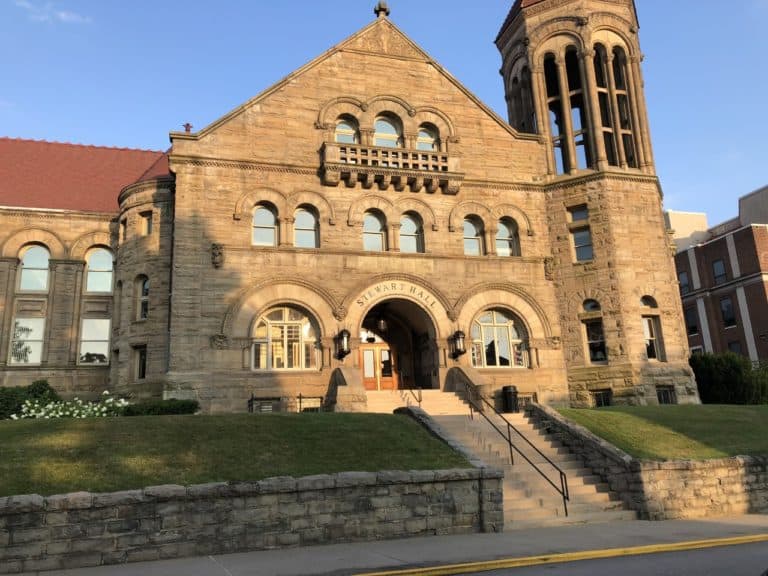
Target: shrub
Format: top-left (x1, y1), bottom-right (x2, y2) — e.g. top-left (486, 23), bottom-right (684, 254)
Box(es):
top-left (121, 399), bottom-right (200, 416)
top-left (0, 380), bottom-right (61, 419)
top-left (690, 353), bottom-right (767, 404)
top-left (11, 391), bottom-right (127, 420)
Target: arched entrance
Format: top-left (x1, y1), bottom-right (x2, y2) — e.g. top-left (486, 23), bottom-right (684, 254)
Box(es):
top-left (359, 298), bottom-right (438, 390)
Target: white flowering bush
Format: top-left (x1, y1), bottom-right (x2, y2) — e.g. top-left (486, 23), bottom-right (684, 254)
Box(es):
top-left (10, 390), bottom-right (129, 420)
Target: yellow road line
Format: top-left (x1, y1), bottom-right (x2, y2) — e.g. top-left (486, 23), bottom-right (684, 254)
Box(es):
top-left (355, 534), bottom-right (768, 576)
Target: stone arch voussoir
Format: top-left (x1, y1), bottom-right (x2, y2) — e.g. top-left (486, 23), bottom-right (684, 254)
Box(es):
top-left (1, 227), bottom-right (67, 259)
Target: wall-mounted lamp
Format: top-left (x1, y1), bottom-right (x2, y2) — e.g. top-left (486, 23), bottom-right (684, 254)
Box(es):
top-left (449, 330), bottom-right (467, 359)
top-left (377, 317), bottom-right (388, 332)
top-left (335, 329), bottom-right (351, 360)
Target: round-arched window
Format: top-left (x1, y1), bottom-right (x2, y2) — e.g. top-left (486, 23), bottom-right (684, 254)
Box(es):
top-left (496, 218), bottom-right (521, 257)
top-left (252, 306), bottom-right (321, 371)
top-left (471, 309), bottom-right (529, 368)
top-left (463, 217), bottom-right (484, 256)
top-left (252, 204), bottom-right (278, 246)
top-left (400, 213), bottom-right (424, 254)
top-left (85, 248), bottom-right (113, 293)
top-left (416, 125), bottom-right (439, 151)
top-left (363, 211), bottom-right (387, 252)
top-left (19, 245), bottom-right (50, 291)
top-left (374, 116), bottom-right (403, 148)
top-left (335, 117), bottom-right (359, 144)
top-left (294, 208), bottom-right (319, 249)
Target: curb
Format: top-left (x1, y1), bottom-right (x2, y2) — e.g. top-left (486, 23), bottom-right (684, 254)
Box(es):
top-left (354, 534), bottom-right (768, 576)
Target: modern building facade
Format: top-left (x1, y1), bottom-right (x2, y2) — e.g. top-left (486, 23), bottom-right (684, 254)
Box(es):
top-left (668, 186), bottom-right (768, 362)
top-left (0, 0), bottom-right (698, 412)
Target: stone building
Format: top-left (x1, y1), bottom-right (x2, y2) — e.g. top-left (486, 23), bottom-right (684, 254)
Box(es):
top-left (668, 186), bottom-right (768, 362)
top-left (0, 0), bottom-right (698, 412)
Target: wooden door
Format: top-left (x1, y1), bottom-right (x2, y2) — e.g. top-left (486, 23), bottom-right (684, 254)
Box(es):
top-left (360, 343), bottom-right (398, 390)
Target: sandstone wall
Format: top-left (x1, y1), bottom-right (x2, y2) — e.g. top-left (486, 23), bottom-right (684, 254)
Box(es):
top-left (528, 404), bottom-right (768, 520)
top-left (0, 469), bottom-right (503, 574)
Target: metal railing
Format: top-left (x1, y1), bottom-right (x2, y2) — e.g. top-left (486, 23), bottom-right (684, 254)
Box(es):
top-left (463, 384), bottom-right (570, 517)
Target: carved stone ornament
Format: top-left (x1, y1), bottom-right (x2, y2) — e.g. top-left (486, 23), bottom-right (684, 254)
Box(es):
top-left (210, 334), bottom-right (230, 349)
top-left (544, 257), bottom-right (555, 281)
top-left (211, 243), bottom-right (224, 268)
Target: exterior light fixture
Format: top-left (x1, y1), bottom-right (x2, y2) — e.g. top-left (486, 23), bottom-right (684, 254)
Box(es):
top-left (335, 329), bottom-right (351, 359)
top-left (449, 330), bottom-right (467, 359)
top-left (377, 317), bottom-right (388, 332)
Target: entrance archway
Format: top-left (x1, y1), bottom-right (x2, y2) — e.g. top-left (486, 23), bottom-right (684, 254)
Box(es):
top-left (360, 298), bottom-right (438, 390)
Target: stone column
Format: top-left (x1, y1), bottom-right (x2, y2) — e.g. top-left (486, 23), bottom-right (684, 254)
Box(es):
top-left (581, 49), bottom-right (609, 170)
top-left (605, 53), bottom-right (628, 168)
top-left (555, 56), bottom-right (578, 175)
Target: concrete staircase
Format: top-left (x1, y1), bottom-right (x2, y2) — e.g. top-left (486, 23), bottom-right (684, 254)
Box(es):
top-left (366, 389), bottom-right (636, 529)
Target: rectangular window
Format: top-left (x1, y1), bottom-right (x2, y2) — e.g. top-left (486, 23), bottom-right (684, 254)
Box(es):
top-left (712, 259), bottom-right (727, 285)
top-left (9, 318), bottom-right (45, 364)
top-left (728, 341), bottom-right (743, 355)
top-left (585, 319), bottom-right (607, 363)
top-left (642, 316), bottom-right (664, 361)
top-left (592, 389), bottom-right (612, 408)
top-left (684, 307), bottom-right (699, 336)
top-left (568, 205), bottom-right (593, 262)
top-left (134, 346), bottom-right (147, 380)
top-left (678, 271), bottom-right (690, 295)
top-left (79, 319), bottom-right (111, 365)
top-left (656, 386), bottom-right (677, 405)
top-left (720, 296), bottom-right (737, 328)
top-left (140, 211), bottom-right (153, 236)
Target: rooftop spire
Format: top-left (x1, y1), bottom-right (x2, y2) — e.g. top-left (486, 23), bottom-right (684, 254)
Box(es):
top-left (374, 1), bottom-right (390, 18)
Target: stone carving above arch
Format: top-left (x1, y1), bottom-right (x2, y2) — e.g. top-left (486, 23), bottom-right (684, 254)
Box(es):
top-left (287, 190), bottom-right (337, 226)
top-left (532, 29), bottom-right (586, 65)
top-left (490, 203), bottom-right (534, 236)
top-left (347, 194), bottom-right (396, 227)
top-left (448, 201), bottom-right (494, 232)
top-left (316, 96), bottom-right (368, 131)
top-left (222, 277), bottom-right (339, 339)
top-left (1, 227), bottom-right (67, 259)
top-left (393, 197), bottom-right (438, 232)
top-left (411, 107), bottom-right (456, 140)
top-left (566, 288), bottom-right (611, 313)
top-left (233, 188), bottom-right (289, 221)
top-left (340, 273), bottom-right (455, 336)
top-left (70, 231), bottom-right (114, 261)
top-left (454, 282), bottom-right (553, 340)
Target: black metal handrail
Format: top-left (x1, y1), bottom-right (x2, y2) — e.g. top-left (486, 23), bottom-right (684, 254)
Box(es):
top-left (463, 384), bottom-right (569, 517)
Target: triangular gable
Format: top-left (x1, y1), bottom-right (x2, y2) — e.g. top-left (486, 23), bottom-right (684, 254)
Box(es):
top-left (173, 15), bottom-right (528, 144)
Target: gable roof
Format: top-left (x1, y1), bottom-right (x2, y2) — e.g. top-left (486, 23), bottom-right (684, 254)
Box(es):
top-left (172, 14), bottom-right (529, 144)
top-left (0, 138), bottom-right (169, 214)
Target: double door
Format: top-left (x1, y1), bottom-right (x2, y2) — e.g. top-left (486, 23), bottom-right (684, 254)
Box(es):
top-left (360, 343), bottom-right (398, 390)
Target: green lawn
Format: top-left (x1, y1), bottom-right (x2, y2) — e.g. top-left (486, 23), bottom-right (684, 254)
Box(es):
top-left (558, 405), bottom-right (768, 461)
top-left (0, 413), bottom-right (470, 497)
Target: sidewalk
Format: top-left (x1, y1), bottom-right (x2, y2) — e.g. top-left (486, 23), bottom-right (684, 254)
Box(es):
top-left (23, 515), bottom-right (768, 576)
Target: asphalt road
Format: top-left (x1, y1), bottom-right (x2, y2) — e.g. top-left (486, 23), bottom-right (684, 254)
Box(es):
top-left (468, 542), bottom-right (768, 576)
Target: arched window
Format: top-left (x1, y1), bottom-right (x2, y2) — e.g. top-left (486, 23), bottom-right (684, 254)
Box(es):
top-left (136, 276), bottom-right (149, 320)
top-left (363, 211), bottom-right (387, 252)
top-left (85, 248), bottom-right (113, 293)
top-left (496, 218), bottom-right (521, 257)
top-left (416, 125), bottom-right (439, 151)
top-left (582, 299), bottom-right (606, 363)
top-left (253, 204), bottom-right (278, 247)
top-left (252, 306), bottom-right (320, 371)
top-left (641, 295), bottom-right (664, 361)
top-left (335, 116), bottom-right (359, 144)
top-left (399, 213), bottom-right (424, 254)
top-left (294, 207), bottom-right (319, 249)
top-left (471, 309), bottom-right (530, 368)
top-left (463, 217), bottom-right (484, 256)
top-left (374, 115), bottom-right (403, 148)
top-left (19, 245), bottom-right (50, 291)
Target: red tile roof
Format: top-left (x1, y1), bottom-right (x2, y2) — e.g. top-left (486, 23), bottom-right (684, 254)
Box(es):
top-left (0, 138), bottom-right (170, 214)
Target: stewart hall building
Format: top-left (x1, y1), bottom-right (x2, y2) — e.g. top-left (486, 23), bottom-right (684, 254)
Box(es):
top-left (0, 0), bottom-right (700, 413)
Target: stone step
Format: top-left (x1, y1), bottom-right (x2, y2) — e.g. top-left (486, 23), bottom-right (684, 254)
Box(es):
top-left (505, 509), bottom-right (638, 530)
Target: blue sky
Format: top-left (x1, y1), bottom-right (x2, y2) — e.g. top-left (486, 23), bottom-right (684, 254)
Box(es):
top-left (2, 1), bottom-right (766, 226)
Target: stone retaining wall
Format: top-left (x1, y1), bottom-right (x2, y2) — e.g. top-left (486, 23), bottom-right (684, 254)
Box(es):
top-left (0, 469), bottom-right (503, 574)
top-left (528, 404), bottom-right (768, 520)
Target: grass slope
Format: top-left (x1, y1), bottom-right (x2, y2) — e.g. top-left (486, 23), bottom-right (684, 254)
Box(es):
top-left (558, 405), bottom-right (768, 460)
top-left (0, 413), bottom-right (470, 497)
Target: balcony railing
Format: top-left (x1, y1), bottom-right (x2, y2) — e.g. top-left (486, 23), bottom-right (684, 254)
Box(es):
top-left (321, 142), bottom-right (464, 194)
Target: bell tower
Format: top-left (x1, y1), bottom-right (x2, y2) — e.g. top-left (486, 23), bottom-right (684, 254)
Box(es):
top-left (497, 0), bottom-right (700, 406)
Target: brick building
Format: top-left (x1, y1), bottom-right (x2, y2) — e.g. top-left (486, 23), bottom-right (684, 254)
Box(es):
top-left (0, 0), bottom-right (699, 411)
top-left (667, 186), bottom-right (768, 362)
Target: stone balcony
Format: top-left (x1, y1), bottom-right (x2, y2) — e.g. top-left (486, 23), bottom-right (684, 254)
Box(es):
top-left (321, 142), bottom-right (464, 194)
